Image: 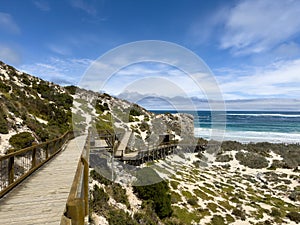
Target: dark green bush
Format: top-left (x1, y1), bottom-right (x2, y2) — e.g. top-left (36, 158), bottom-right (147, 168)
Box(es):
top-left (95, 100), bottom-right (110, 113)
top-left (65, 85), bottom-right (77, 95)
top-left (110, 183), bottom-right (130, 208)
top-left (139, 122), bottom-right (149, 132)
top-left (90, 185), bottom-right (109, 214)
top-left (90, 169), bottom-right (112, 185)
top-left (0, 109), bottom-right (8, 134)
top-left (187, 197), bottom-right (198, 206)
top-left (130, 105), bottom-right (142, 117)
top-left (107, 209), bottom-right (137, 225)
top-left (221, 141), bottom-right (243, 151)
top-left (216, 154), bottom-right (233, 162)
top-left (235, 151), bottom-right (269, 169)
top-left (9, 132), bottom-right (35, 149)
top-left (232, 208), bottom-right (246, 220)
top-left (0, 81), bottom-right (11, 92)
top-left (133, 169), bottom-right (172, 219)
top-left (270, 208), bottom-right (281, 217)
top-left (211, 215), bottom-right (225, 225)
top-left (286, 211), bottom-right (300, 223)
top-left (289, 191), bottom-right (300, 202)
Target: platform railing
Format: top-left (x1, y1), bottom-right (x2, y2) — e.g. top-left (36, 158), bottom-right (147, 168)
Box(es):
top-left (0, 130), bottom-right (75, 198)
top-left (61, 131), bottom-right (90, 225)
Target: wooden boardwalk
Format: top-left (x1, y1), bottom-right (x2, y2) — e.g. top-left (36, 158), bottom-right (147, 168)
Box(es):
top-left (0, 135), bottom-right (87, 225)
top-left (115, 131), bottom-right (132, 157)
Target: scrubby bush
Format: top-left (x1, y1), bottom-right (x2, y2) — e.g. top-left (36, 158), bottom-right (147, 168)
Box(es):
top-left (107, 209), bottom-right (137, 225)
top-left (130, 105), bottom-right (143, 117)
top-left (95, 100), bottom-right (110, 113)
top-left (65, 85), bottom-right (77, 95)
top-left (286, 211), bottom-right (300, 223)
top-left (289, 191), bottom-right (300, 202)
top-left (139, 121), bottom-right (149, 132)
top-left (270, 207), bottom-right (281, 217)
top-left (211, 215), bottom-right (225, 225)
top-left (90, 185), bottom-right (109, 214)
top-left (90, 169), bottom-right (112, 185)
top-left (133, 168), bottom-right (172, 219)
top-left (9, 132), bottom-right (35, 150)
top-left (246, 142), bottom-right (271, 157)
top-left (0, 108), bottom-right (8, 134)
top-left (235, 151), bottom-right (269, 169)
top-left (0, 81), bottom-right (11, 92)
top-left (216, 154), bottom-right (233, 162)
top-left (187, 197), bottom-right (198, 206)
top-left (232, 208), bottom-right (246, 220)
top-left (221, 141), bottom-right (243, 151)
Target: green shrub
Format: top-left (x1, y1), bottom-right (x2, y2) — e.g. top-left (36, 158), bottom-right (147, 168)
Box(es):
top-left (286, 211), bottom-right (300, 223)
top-left (90, 185), bottom-right (109, 214)
top-left (130, 105), bottom-right (142, 117)
top-left (139, 122), bottom-right (149, 132)
top-left (65, 85), bottom-right (77, 95)
top-left (216, 154), bottom-right (233, 162)
top-left (187, 197), bottom-right (198, 206)
top-left (133, 169), bottom-right (172, 219)
top-left (235, 151), bottom-right (269, 169)
top-left (9, 132), bottom-right (35, 150)
top-left (221, 140), bottom-right (243, 151)
top-left (107, 209), bottom-right (137, 225)
top-left (270, 207), bottom-right (281, 217)
top-left (232, 208), bottom-right (246, 220)
top-left (90, 169), bottom-right (112, 185)
top-left (0, 81), bottom-right (11, 93)
top-left (211, 215), bottom-right (225, 225)
top-left (0, 109), bottom-right (8, 134)
top-left (95, 100), bottom-right (110, 113)
top-left (110, 183), bottom-right (130, 208)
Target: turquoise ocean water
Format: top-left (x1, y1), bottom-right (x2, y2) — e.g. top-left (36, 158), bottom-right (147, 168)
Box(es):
top-left (151, 111), bottom-right (300, 143)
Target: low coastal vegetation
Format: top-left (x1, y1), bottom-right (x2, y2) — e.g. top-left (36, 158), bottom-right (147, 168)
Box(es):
top-left (0, 61), bottom-right (299, 224)
top-left (0, 61), bottom-right (74, 153)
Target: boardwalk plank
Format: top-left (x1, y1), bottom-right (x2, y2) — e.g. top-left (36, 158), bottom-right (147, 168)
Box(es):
top-left (0, 135), bottom-right (87, 225)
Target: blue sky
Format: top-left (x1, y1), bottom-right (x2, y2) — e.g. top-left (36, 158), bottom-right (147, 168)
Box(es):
top-left (1, 0), bottom-right (300, 103)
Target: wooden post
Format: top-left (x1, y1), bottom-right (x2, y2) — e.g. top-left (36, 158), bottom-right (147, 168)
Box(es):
top-left (32, 148), bottom-right (37, 168)
top-left (45, 143), bottom-right (49, 159)
top-left (8, 157), bottom-right (14, 185)
top-left (65, 199), bottom-right (85, 225)
top-left (82, 157), bottom-right (89, 217)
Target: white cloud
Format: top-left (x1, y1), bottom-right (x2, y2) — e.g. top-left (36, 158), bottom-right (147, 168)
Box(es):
top-left (220, 0), bottom-right (300, 55)
top-left (69, 0), bottom-right (97, 16)
top-left (33, 0), bottom-right (50, 11)
top-left (20, 57), bottom-right (92, 85)
top-left (98, 63), bottom-right (210, 98)
top-left (0, 12), bottom-right (20, 34)
top-left (187, 6), bottom-right (229, 45)
top-left (48, 44), bottom-right (72, 55)
top-left (0, 45), bottom-right (21, 65)
top-left (218, 59), bottom-right (300, 99)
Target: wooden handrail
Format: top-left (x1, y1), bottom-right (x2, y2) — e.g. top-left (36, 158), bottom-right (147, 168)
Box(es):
top-left (0, 130), bottom-right (77, 198)
top-left (61, 131), bottom-right (90, 225)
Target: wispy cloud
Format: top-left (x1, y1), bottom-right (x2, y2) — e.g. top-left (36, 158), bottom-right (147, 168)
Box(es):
top-left (32, 0), bottom-right (51, 11)
top-left (187, 6), bottom-right (229, 45)
top-left (96, 63), bottom-right (208, 98)
top-left (69, 0), bottom-right (97, 16)
top-left (218, 59), bottom-right (300, 99)
top-left (20, 57), bottom-right (92, 85)
top-left (0, 45), bottom-right (21, 65)
top-left (220, 0), bottom-right (300, 55)
top-left (48, 44), bottom-right (72, 55)
top-left (0, 12), bottom-right (20, 34)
